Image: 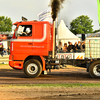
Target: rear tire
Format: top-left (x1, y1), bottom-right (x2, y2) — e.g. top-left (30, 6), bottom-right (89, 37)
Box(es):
top-left (89, 60), bottom-right (100, 78)
top-left (24, 59), bottom-right (42, 78)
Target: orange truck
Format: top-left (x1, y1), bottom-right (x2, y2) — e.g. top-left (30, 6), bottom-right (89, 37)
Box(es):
top-left (8, 20), bottom-right (100, 78)
top-left (9, 20), bottom-right (55, 78)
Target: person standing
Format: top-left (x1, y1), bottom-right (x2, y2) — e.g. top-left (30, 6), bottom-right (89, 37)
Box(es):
top-left (77, 41), bottom-right (81, 52)
top-left (58, 42), bottom-right (63, 53)
top-left (63, 43), bottom-right (68, 53)
top-left (67, 42), bottom-right (74, 52)
top-left (81, 41), bottom-right (85, 52)
top-left (73, 42), bottom-right (78, 52)
top-left (7, 45), bottom-right (10, 55)
top-left (0, 43), bottom-right (3, 57)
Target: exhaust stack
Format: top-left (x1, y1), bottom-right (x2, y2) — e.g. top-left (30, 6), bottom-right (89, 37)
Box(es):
top-left (49, 0), bottom-right (65, 58)
top-left (52, 21), bottom-right (56, 58)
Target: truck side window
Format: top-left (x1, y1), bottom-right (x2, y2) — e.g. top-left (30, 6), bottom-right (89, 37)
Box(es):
top-left (17, 25), bottom-right (32, 37)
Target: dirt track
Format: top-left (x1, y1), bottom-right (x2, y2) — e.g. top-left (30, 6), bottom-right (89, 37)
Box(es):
top-left (0, 65), bottom-right (100, 100)
top-left (0, 65), bottom-right (99, 84)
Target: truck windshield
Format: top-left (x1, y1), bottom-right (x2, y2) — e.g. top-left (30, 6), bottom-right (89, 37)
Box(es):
top-left (16, 25), bottom-right (32, 37)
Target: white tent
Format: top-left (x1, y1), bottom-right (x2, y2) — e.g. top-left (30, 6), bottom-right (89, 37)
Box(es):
top-left (56, 20), bottom-right (80, 45)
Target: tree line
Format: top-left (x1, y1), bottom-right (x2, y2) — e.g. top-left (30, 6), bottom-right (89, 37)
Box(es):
top-left (0, 16), bottom-right (12, 32)
top-left (0, 15), bottom-right (99, 34)
top-left (70, 15), bottom-right (100, 34)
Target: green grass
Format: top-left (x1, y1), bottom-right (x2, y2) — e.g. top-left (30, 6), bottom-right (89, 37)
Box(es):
top-left (0, 64), bottom-right (9, 65)
top-left (0, 83), bottom-right (100, 88)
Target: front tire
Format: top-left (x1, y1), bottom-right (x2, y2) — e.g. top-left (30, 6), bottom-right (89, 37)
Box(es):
top-left (24, 59), bottom-right (42, 78)
top-left (89, 60), bottom-right (100, 78)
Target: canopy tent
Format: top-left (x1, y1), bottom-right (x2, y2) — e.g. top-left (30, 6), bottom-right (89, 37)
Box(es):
top-left (56, 20), bottom-right (80, 45)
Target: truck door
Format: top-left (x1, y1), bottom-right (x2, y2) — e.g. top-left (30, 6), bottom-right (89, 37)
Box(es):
top-left (13, 25), bottom-right (33, 59)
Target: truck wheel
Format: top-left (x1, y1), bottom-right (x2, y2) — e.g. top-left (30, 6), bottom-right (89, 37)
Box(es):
top-left (24, 59), bottom-right (42, 78)
top-left (89, 60), bottom-right (100, 78)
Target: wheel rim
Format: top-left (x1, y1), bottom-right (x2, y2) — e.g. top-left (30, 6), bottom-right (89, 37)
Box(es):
top-left (93, 64), bottom-right (100, 76)
top-left (27, 63), bottom-right (38, 75)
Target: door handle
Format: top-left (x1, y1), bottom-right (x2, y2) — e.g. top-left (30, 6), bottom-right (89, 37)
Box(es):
top-left (28, 43), bottom-right (33, 45)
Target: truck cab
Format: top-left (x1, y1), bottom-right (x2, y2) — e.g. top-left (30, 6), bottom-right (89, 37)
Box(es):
top-left (9, 21), bottom-right (53, 78)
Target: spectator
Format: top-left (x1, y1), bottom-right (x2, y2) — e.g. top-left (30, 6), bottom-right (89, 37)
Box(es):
top-left (56, 41), bottom-right (85, 53)
top-left (81, 41), bottom-right (85, 52)
top-left (0, 43), bottom-right (3, 56)
top-left (63, 43), bottom-right (68, 53)
top-left (58, 42), bottom-right (63, 53)
top-left (7, 45), bottom-right (10, 55)
top-left (73, 42), bottom-right (78, 52)
top-left (55, 43), bottom-right (58, 52)
top-left (67, 42), bottom-right (74, 52)
top-left (3, 48), bottom-right (7, 55)
top-left (77, 41), bottom-right (81, 52)
top-left (68, 41), bottom-right (70, 46)
top-left (82, 41), bottom-right (85, 50)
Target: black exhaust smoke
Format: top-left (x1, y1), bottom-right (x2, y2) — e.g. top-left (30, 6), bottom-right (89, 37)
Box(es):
top-left (50, 0), bottom-right (65, 21)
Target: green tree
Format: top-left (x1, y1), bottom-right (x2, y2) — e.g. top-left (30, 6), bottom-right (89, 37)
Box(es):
top-left (0, 16), bottom-right (12, 32)
top-left (70, 15), bottom-right (94, 34)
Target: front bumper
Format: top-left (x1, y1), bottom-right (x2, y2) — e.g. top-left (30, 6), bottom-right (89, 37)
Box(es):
top-left (9, 60), bottom-right (23, 69)
top-left (9, 55), bottom-right (23, 69)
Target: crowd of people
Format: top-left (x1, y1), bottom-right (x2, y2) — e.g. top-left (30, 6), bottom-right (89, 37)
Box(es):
top-left (56, 41), bottom-right (85, 53)
top-left (0, 43), bottom-right (10, 57)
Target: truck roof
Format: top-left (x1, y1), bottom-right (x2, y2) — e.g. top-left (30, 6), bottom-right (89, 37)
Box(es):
top-left (13, 21), bottom-right (51, 26)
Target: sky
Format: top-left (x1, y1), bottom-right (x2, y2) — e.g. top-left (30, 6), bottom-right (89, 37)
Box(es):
top-left (0, 0), bottom-right (99, 31)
